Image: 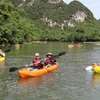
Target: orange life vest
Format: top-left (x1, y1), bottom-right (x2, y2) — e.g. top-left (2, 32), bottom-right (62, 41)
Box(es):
top-left (33, 58), bottom-right (41, 67)
top-left (45, 58), bottom-right (52, 65)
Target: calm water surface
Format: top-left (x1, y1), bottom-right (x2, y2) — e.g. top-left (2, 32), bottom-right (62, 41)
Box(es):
top-left (0, 42), bottom-right (100, 100)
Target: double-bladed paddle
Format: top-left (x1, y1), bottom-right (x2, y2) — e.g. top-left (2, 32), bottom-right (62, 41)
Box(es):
top-left (5, 48), bottom-right (11, 52)
top-left (9, 51), bottom-right (66, 72)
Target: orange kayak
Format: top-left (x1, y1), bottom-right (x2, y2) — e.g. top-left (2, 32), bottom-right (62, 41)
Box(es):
top-left (77, 43), bottom-right (82, 47)
top-left (18, 62), bottom-right (58, 78)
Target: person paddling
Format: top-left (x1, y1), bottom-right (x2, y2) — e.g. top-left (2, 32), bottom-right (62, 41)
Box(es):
top-left (44, 52), bottom-right (56, 67)
top-left (27, 53), bottom-right (43, 71)
top-left (33, 53), bottom-right (43, 69)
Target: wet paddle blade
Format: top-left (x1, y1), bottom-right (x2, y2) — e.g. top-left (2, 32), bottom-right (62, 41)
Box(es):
top-left (9, 65), bottom-right (26, 72)
top-left (5, 49), bottom-right (11, 52)
top-left (85, 66), bottom-right (94, 73)
top-left (9, 67), bottom-right (18, 72)
top-left (58, 51), bottom-right (66, 56)
top-left (9, 64), bottom-right (33, 72)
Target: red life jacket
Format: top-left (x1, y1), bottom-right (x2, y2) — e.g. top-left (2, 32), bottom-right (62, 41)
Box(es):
top-left (33, 58), bottom-right (41, 67)
top-left (45, 58), bottom-right (52, 65)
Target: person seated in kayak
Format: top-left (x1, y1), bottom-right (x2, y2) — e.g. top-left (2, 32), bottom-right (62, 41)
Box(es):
top-left (0, 49), bottom-right (5, 57)
top-left (27, 53), bottom-right (43, 71)
top-left (44, 52), bottom-right (56, 67)
top-left (32, 53), bottom-right (43, 69)
top-left (92, 63), bottom-right (100, 67)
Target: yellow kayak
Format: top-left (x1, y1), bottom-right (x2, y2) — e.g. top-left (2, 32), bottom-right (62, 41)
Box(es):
top-left (0, 57), bottom-right (5, 62)
top-left (15, 43), bottom-right (20, 49)
top-left (68, 44), bottom-right (74, 48)
top-left (93, 66), bottom-right (100, 73)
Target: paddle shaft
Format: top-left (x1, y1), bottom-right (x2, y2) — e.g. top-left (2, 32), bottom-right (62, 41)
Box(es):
top-left (9, 51), bottom-right (66, 72)
top-left (9, 62), bottom-right (40, 72)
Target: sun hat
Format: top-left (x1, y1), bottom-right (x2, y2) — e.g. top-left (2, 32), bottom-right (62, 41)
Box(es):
top-left (35, 53), bottom-right (40, 56)
top-left (46, 52), bottom-right (53, 56)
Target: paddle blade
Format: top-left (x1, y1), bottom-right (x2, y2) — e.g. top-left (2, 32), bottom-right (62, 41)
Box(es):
top-left (9, 65), bottom-right (28, 72)
top-left (9, 67), bottom-right (18, 72)
top-left (58, 51), bottom-right (66, 56)
top-left (5, 49), bottom-right (11, 52)
top-left (50, 55), bottom-right (59, 61)
top-left (85, 66), bottom-right (94, 73)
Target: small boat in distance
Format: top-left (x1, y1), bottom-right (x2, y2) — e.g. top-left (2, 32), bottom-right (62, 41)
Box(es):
top-left (68, 43), bottom-right (74, 48)
top-left (15, 43), bottom-right (20, 49)
top-left (77, 43), bottom-right (82, 47)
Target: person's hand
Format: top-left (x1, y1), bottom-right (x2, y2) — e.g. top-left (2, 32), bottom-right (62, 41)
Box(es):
top-left (40, 60), bottom-right (44, 65)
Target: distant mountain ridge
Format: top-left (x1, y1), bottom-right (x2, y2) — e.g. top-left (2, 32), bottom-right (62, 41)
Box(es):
top-left (22, 0), bottom-right (94, 29)
top-left (1, 0), bottom-right (95, 29)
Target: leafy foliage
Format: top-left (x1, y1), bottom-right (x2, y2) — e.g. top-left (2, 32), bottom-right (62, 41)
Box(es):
top-left (23, 1), bottom-right (93, 22)
top-left (0, 1), bottom-right (100, 44)
top-left (0, 2), bottom-right (39, 44)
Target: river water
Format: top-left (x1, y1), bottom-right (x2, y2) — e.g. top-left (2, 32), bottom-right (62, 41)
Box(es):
top-left (0, 42), bottom-right (100, 100)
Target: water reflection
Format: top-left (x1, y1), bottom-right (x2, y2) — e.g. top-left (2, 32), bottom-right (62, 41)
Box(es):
top-left (0, 65), bottom-right (8, 100)
top-left (18, 76), bottom-right (43, 86)
top-left (18, 72), bottom-right (55, 87)
top-left (18, 73), bottom-right (55, 94)
top-left (0, 61), bottom-right (5, 68)
top-left (1, 43), bottom-right (100, 100)
top-left (92, 73), bottom-right (100, 86)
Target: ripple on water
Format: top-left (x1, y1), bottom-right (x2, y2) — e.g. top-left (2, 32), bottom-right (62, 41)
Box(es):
top-left (1, 43), bottom-right (100, 100)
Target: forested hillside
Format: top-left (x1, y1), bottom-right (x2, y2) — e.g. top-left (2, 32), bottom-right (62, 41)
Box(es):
top-left (0, 0), bottom-right (100, 45)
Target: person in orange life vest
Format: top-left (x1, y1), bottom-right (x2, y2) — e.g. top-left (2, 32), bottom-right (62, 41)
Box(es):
top-left (32, 53), bottom-right (43, 69)
top-left (44, 52), bottom-right (56, 67)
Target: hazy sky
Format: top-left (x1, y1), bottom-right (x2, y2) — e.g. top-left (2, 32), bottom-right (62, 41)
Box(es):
top-left (63, 0), bottom-right (100, 20)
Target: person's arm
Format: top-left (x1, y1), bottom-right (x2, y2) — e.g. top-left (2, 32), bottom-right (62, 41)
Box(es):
top-left (50, 59), bottom-right (56, 64)
top-left (43, 58), bottom-right (47, 66)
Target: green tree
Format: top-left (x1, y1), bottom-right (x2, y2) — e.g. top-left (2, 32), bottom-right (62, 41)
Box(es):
top-left (0, 2), bottom-right (39, 44)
